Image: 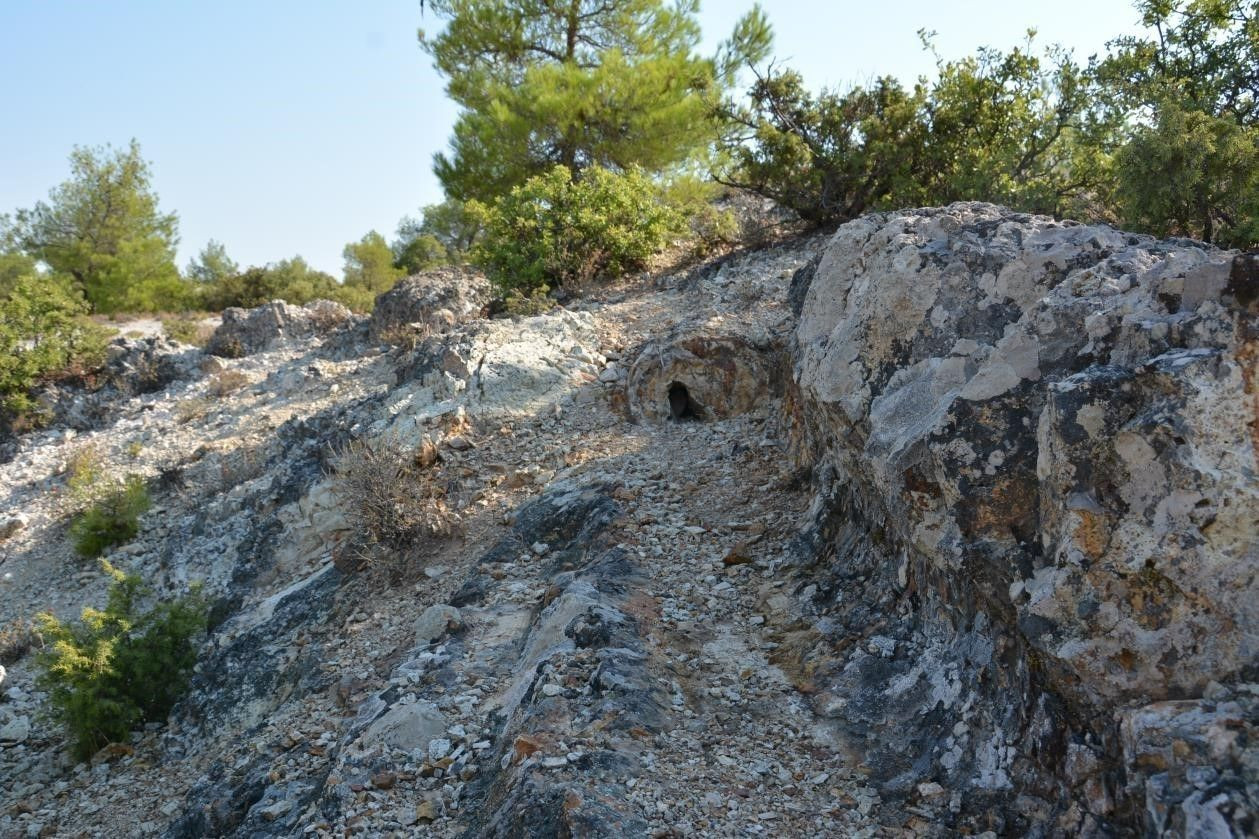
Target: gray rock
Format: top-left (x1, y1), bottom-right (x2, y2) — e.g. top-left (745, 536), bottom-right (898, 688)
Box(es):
top-left (0, 715), bottom-right (31, 742)
top-left (789, 202), bottom-right (1259, 833)
top-left (360, 701), bottom-right (446, 752)
top-left (208, 299), bottom-right (354, 357)
top-left (413, 604), bottom-right (462, 645)
top-left (0, 513), bottom-right (28, 541)
top-left (625, 333), bottom-right (778, 423)
top-left (368, 266), bottom-right (490, 340)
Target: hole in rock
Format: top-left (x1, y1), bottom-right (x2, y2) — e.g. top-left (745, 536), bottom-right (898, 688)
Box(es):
top-left (667, 381), bottom-right (705, 421)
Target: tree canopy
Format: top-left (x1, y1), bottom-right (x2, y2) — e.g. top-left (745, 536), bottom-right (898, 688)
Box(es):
top-left (343, 231), bottom-right (404, 295)
top-left (422, 0), bottom-right (771, 202)
top-left (4, 141), bottom-right (187, 313)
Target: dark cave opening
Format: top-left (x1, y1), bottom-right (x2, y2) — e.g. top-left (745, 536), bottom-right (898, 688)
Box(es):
top-left (667, 381), bottom-right (705, 421)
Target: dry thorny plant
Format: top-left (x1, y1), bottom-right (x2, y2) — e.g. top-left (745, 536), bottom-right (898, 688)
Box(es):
top-left (331, 432), bottom-right (459, 583)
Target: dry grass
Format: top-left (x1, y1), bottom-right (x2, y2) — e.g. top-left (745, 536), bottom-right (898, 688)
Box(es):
top-left (162, 314), bottom-right (216, 348)
top-left (0, 617), bottom-right (40, 665)
top-left (374, 321), bottom-right (434, 351)
top-left (175, 397), bottom-right (213, 425)
top-left (331, 434), bottom-right (459, 583)
top-left (206, 369), bottom-right (249, 397)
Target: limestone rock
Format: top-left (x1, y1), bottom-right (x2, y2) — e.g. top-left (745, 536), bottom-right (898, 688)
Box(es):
top-left (789, 202), bottom-right (1259, 832)
top-left (368, 266), bottom-right (489, 340)
top-left (625, 333), bottom-right (777, 423)
top-left (0, 715), bottom-right (30, 743)
top-left (359, 701), bottom-right (447, 752)
top-left (413, 604), bottom-right (462, 645)
top-left (207, 299), bottom-right (354, 357)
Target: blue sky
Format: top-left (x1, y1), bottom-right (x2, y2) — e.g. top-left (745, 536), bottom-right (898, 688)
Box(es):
top-left (0, 1), bottom-right (1145, 276)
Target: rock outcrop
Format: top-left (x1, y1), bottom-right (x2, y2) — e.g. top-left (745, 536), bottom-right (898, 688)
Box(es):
top-left (788, 203), bottom-right (1258, 834)
top-left (368, 266), bottom-right (490, 341)
top-left (2, 206), bottom-right (1254, 838)
top-left (208, 299), bottom-right (355, 357)
top-left (625, 333), bottom-right (778, 423)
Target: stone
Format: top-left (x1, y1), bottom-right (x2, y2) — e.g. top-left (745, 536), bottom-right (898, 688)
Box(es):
top-left (445, 434), bottom-right (474, 451)
top-left (0, 715), bottom-right (30, 743)
top-left (368, 266), bottom-right (490, 340)
top-left (427, 737), bottom-right (453, 761)
top-left (207, 299), bottom-right (353, 357)
top-left (413, 604), bottom-right (462, 645)
top-left (625, 333), bottom-right (775, 423)
top-left (790, 203), bottom-right (1259, 833)
top-left (0, 513), bottom-right (29, 541)
top-left (360, 701), bottom-right (447, 752)
top-left (415, 799), bottom-right (439, 822)
top-left (257, 799), bottom-right (292, 822)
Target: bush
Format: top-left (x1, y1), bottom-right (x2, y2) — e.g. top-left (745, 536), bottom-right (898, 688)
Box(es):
top-left (0, 272), bottom-right (110, 422)
top-left (471, 165), bottom-right (683, 294)
top-left (0, 617), bottom-right (38, 665)
top-left (161, 314), bottom-right (214, 347)
top-left (332, 435), bottom-right (457, 581)
top-left (199, 257), bottom-right (342, 311)
top-left (69, 475), bottom-right (150, 558)
top-left (714, 39), bottom-right (1099, 228)
top-left (64, 444), bottom-right (105, 507)
top-left (1116, 102), bottom-right (1259, 247)
top-left (35, 561), bottom-right (207, 760)
top-left (206, 369), bottom-right (249, 397)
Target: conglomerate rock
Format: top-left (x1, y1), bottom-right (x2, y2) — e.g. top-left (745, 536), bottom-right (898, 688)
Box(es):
top-left (788, 202), bottom-right (1258, 834)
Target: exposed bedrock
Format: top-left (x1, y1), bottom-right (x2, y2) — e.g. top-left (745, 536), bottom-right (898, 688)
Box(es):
top-left (786, 203), bottom-right (1258, 835)
top-left (625, 333), bottom-right (779, 423)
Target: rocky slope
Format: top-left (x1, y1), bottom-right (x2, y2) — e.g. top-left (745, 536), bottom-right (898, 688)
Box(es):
top-left (0, 204), bottom-right (1254, 838)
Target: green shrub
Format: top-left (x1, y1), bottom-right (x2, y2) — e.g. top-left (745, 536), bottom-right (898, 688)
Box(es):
top-left (471, 165), bottom-right (683, 294)
top-left (69, 475), bottom-right (150, 558)
top-left (35, 561), bottom-right (208, 760)
top-left (0, 272), bottom-right (110, 422)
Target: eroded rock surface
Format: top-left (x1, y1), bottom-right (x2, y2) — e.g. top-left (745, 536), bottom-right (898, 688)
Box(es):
top-left (208, 299), bottom-right (355, 357)
top-left (789, 202), bottom-right (1258, 834)
top-left (369, 266), bottom-right (490, 340)
top-left (1, 209), bottom-right (1254, 838)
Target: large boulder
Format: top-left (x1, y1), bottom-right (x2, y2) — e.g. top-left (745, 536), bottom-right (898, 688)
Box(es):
top-left (368, 266), bottom-right (490, 341)
top-left (788, 203), bottom-right (1258, 834)
top-left (207, 299), bottom-right (353, 357)
top-left (624, 332), bottom-right (777, 423)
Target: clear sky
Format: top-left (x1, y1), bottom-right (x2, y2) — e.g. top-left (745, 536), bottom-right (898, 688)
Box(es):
top-left (0, 1), bottom-right (1146, 277)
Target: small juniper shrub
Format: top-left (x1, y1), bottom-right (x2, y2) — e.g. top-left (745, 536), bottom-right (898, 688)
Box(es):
top-left (64, 444), bottom-right (105, 507)
top-left (69, 475), bottom-right (150, 558)
top-left (36, 561), bottom-right (208, 760)
top-left (332, 434), bottom-right (458, 582)
top-left (498, 287), bottom-right (555, 318)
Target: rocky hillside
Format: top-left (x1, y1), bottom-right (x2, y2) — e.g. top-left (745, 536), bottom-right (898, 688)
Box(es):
top-left (0, 204), bottom-right (1254, 838)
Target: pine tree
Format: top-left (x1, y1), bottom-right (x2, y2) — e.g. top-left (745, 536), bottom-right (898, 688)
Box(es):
top-left (421, 0), bottom-right (771, 202)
